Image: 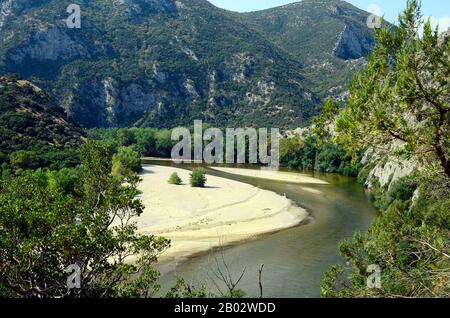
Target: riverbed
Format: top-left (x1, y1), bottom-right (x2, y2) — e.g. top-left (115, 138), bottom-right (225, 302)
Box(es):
top-left (143, 161), bottom-right (377, 298)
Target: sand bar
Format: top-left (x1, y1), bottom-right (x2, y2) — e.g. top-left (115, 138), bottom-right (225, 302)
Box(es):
top-left (136, 165), bottom-right (309, 262)
top-left (210, 167), bottom-right (329, 185)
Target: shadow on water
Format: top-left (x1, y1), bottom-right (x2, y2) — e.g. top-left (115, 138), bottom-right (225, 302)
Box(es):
top-left (143, 160), bottom-right (378, 298)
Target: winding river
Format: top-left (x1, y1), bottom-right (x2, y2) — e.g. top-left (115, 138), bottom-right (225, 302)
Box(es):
top-left (145, 161), bottom-right (378, 298)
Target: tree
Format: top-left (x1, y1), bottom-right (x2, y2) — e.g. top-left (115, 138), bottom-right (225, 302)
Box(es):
top-left (154, 130), bottom-right (173, 158)
top-left (190, 167), bottom-right (207, 188)
top-left (302, 136), bottom-right (318, 170)
top-left (334, 0), bottom-right (449, 178)
top-left (279, 137), bottom-right (305, 169)
top-left (0, 140), bottom-right (170, 298)
top-left (321, 0), bottom-right (450, 298)
top-left (321, 173), bottom-right (450, 298)
top-left (117, 129), bottom-right (136, 147)
top-left (132, 129), bottom-right (156, 156)
top-left (9, 150), bottom-right (40, 170)
top-left (168, 172), bottom-right (182, 185)
top-left (313, 98), bottom-right (340, 143)
top-left (112, 146), bottom-right (142, 178)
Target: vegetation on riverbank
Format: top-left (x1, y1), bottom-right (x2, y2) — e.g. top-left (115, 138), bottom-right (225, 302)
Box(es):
top-left (190, 167), bottom-right (207, 188)
top-left (0, 140), bottom-right (170, 297)
top-left (320, 0), bottom-right (449, 297)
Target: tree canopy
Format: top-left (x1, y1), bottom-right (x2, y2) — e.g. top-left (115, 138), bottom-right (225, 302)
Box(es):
top-left (334, 0), bottom-right (449, 177)
top-left (0, 140), bottom-right (170, 297)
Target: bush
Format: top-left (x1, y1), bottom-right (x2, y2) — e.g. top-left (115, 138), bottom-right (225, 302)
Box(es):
top-left (190, 167), bottom-right (207, 188)
top-left (357, 164), bottom-right (374, 184)
top-left (9, 150), bottom-right (40, 170)
top-left (389, 178), bottom-right (417, 202)
top-left (112, 146), bottom-right (142, 177)
top-left (168, 172), bottom-right (182, 185)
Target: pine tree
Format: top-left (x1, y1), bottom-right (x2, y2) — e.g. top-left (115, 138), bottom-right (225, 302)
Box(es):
top-left (334, 0), bottom-right (449, 177)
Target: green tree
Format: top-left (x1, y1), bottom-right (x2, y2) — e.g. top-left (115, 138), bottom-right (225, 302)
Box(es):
top-left (190, 167), bottom-right (207, 188)
top-left (321, 0), bottom-right (450, 298)
top-left (313, 98), bottom-right (340, 143)
top-left (302, 137), bottom-right (318, 170)
top-left (132, 129), bottom-right (157, 157)
top-left (112, 146), bottom-right (142, 178)
top-left (9, 150), bottom-right (40, 171)
top-left (334, 0), bottom-right (449, 178)
top-left (168, 172), bottom-right (182, 185)
top-left (0, 140), bottom-right (170, 298)
top-left (279, 137), bottom-right (305, 169)
top-left (154, 130), bottom-right (173, 158)
top-left (117, 129), bottom-right (136, 147)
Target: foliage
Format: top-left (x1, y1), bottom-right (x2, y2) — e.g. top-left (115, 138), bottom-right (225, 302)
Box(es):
top-left (0, 76), bottom-right (84, 175)
top-left (312, 98), bottom-right (340, 142)
top-left (279, 137), bottom-right (305, 169)
top-left (279, 136), bottom-right (360, 177)
top-left (0, 140), bottom-right (170, 298)
top-left (321, 0), bottom-right (450, 298)
top-left (190, 167), bottom-right (207, 188)
top-left (165, 278), bottom-right (209, 298)
top-left (168, 172), bottom-right (182, 185)
top-left (334, 0), bottom-right (450, 178)
top-left (89, 128), bottom-right (173, 158)
top-left (321, 173), bottom-right (449, 298)
top-left (112, 146), bottom-right (142, 178)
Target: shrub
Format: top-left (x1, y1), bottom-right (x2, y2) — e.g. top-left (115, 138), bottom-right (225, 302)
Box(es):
top-left (388, 178), bottom-right (417, 202)
top-left (190, 167), bottom-right (207, 188)
top-left (112, 146), bottom-right (142, 177)
top-left (168, 172), bottom-right (182, 185)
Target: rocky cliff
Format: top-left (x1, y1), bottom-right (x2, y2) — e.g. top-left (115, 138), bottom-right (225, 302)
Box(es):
top-left (0, 0), bottom-right (378, 129)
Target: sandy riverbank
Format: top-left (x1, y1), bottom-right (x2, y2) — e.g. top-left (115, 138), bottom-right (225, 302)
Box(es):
top-left (136, 165), bottom-right (310, 262)
top-left (210, 167), bottom-right (330, 185)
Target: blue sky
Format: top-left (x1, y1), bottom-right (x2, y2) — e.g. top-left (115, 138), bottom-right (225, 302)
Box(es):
top-left (209, 0), bottom-right (450, 31)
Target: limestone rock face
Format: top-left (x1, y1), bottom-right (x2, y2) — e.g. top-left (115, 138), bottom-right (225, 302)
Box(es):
top-left (7, 27), bottom-right (90, 63)
top-left (366, 158), bottom-right (417, 191)
top-left (361, 140), bottom-right (419, 191)
top-left (334, 25), bottom-right (374, 60)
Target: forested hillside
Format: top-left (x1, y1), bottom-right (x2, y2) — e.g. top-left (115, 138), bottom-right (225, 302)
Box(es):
top-left (0, 75), bottom-right (84, 174)
top-left (0, 0), bottom-right (379, 129)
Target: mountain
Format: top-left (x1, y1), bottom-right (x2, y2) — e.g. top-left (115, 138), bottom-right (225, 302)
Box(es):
top-left (0, 75), bottom-right (84, 169)
top-left (0, 0), bottom-right (321, 129)
top-left (240, 0), bottom-right (378, 100)
top-left (0, 0), bottom-right (377, 129)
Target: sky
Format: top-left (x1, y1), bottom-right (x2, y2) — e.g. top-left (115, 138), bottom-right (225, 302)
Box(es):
top-left (209, 0), bottom-right (450, 32)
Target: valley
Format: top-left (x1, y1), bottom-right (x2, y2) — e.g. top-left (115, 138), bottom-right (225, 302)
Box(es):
top-left (0, 0), bottom-right (448, 301)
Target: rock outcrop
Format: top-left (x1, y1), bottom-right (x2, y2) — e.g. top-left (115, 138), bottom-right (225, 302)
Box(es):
top-left (0, 0), bottom-right (320, 129)
top-left (334, 25), bottom-right (374, 60)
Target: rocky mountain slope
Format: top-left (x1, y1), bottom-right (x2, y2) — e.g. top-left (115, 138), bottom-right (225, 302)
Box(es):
top-left (0, 0), bottom-right (377, 129)
top-left (241, 0), bottom-right (379, 100)
top-left (0, 75), bottom-right (84, 168)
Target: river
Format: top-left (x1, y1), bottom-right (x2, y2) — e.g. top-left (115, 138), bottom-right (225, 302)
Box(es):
top-left (144, 160), bottom-right (378, 298)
